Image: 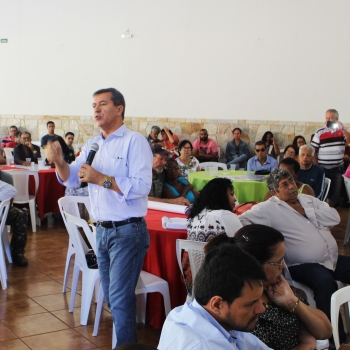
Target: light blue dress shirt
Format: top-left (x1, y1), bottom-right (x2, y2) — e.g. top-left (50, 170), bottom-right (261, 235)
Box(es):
top-left (158, 299), bottom-right (272, 350)
top-left (58, 124), bottom-right (153, 222)
top-left (247, 155), bottom-right (278, 172)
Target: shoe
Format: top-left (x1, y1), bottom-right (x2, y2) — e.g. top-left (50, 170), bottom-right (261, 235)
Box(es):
top-left (12, 255), bottom-right (28, 267)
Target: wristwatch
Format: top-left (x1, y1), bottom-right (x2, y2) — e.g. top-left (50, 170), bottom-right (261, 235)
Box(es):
top-left (103, 176), bottom-right (113, 189)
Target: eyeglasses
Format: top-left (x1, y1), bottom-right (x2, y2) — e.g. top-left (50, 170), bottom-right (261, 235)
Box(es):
top-left (164, 167), bottom-right (179, 171)
top-left (264, 258), bottom-right (284, 267)
top-left (255, 148), bottom-right (265, 152)
top-left (181, 147), bottom-right (191, 150)
top-left (285, 150), bottom-right (296, 155)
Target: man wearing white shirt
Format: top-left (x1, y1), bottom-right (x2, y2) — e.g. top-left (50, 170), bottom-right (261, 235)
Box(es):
top-left (46, 88), bottom-right (152, 347)
top-left (239, 168), bottom-right (350, 344)
top-left (158, 244), bottom-right (271, 350)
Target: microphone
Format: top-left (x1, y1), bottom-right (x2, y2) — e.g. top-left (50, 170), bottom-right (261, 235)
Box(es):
top-left (80, 143), bottom-right (99, 188)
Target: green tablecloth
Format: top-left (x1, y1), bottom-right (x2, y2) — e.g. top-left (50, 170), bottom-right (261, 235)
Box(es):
top-left (188, 170), bottom-right (269, 203)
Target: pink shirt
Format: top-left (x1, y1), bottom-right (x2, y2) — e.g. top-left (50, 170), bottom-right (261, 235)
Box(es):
top-left (192, 138), bottom-right (218, 154)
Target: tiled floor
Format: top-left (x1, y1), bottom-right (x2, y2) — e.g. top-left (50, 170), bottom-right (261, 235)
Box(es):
top-left (0, 205), bottom-right (349, 350)
top-left (0, 217), bottom-right (160, 350)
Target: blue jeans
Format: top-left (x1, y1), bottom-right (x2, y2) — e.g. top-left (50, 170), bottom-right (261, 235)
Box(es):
top-left (323, 166), bottom-right (344, 205)
top-left (289, 255), bottom-right (350, 344)
top-left (96, 219), bottom-right (150, 346)
top-left (226, 154), bottom-right (247, 170)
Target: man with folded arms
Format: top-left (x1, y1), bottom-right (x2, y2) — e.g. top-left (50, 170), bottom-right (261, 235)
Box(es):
top-left (46, 87), bottom-right (152, 347)
top-left (14, 132), bottom-right (41, 166)
top-left (192, 129), bottom-right (219, 162)
top-left (247, 141), bottom-right (278, 172)
top-left (148, 144), bottom-right (190, 206)
top-left (239, 168), bottom-right (350, 345)
top-left (1, 125), bottom-right (18, 149)
top-left (158, 244), bottom-right (270, 349)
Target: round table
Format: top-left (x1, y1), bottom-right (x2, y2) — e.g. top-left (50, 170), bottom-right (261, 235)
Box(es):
top-left (188, 170), bottom-right (269, 203)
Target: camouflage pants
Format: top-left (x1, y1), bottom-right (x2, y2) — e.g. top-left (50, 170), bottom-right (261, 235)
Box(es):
top-left (6, 206), bottom-right (28, 256)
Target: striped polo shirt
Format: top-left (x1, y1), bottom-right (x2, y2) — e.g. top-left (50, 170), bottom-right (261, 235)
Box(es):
top-left (311, 126), bottom-right (346, 169)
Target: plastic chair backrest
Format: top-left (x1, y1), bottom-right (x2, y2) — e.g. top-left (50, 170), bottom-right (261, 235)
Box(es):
top-left (5, 170), bottom-right (39, 201)
top-left (0, 199), bottom-right (11, 230)
top-left (64, 211), bottom-right (97, 253)
top-left (343, 175), bottom-right (350, 201)
top-left (199, 162), bottom-right (227, 171)
top-left (331, 285), bottom-right (350, 349)
top-left (58, 196), bottom-right (93, 228)
top-left (188, 248), bottom-right (205, 286)
top-left (320, 177), bottom-right (331, 201)
top-left (4, 148), bottom-right (13, 159)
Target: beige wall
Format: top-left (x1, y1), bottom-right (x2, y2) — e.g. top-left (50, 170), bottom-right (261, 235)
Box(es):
top-left (3, 114), bottom-right (346, 158)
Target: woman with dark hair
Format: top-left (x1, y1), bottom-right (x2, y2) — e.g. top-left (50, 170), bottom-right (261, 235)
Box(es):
top-left (161, 127), bottom-right (179, 151)
top-left (162, 158), bottom-right (199, 204)
top-left (283, 144), bottom-right (299, 159)
top-left (175, 140), bottom-right (200, 178)
top-left (205, 225), bottom-right (332, 350)
top-left (262, 131), bottom-right (280, 159)
top-left (293, 135), bottom-right (307, 150)
top-left (183, 178), bottom-right (242, 294)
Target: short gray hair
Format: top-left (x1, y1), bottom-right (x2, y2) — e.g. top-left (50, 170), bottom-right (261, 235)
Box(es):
top-left (299, 144), bottom-right (314, 156)
top-left (266, 169), bottom-right (292, 191)
top-left (151, 125), bottom-right (161, 133)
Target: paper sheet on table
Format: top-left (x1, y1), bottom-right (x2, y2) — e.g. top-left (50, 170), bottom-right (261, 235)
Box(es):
top-left (162, 217), bottom-right (188, 230)
top-left (148, 200), bottom-right (189, 214)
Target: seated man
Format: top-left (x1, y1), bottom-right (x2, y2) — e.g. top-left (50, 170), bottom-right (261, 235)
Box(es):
top-left (1, 125), bottom-right (18, 149)
top-left (146, 125), bottom-right (161, 146)
top-left (148, 144), bottom-right (190, 206)
top-left (226, 128), bottom-right (250, 170)
top-left (14, 132), bottom-right (41, 166)
top-left (41, 121), bottom-right (58, 148)
top-left (158, 244), bottom-right (269, 349)
top-left (0, 178), bottom-right (28, 266)
top-left (239, 168), bottom-right (350, 344)
top-left (247, 141), bottom-right (278, 172)
top-left (192, 129), bottom-right (219, 162)
top-left (297, 144), bottom-right (325, 199)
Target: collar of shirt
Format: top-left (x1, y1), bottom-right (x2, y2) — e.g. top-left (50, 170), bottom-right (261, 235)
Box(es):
top-left (192, 299), bottom-right (237, 344)
top-left (253, 155), bottom-right (271, 164)
top-left (99, 123), bottom-right (127, 140)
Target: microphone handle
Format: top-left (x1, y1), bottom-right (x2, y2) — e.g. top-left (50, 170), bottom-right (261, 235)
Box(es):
top-left (80, 150), bottom-right (97, 188)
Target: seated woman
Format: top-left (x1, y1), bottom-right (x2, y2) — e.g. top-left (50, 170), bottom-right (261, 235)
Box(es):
top-left (162, 158), bottom-right (199, 204)
top-left (283, 144), bottom-right (299, 160)
top-left (183, 177), bottom-right (242, 294)
top-left (264, 158), bottom-right (315, 200)
top-left (262, 131), bottom-right (280, 159)
top-left (175, 140), bottom-right (200, 178)
top-left (205, 225), bottom-right (332, 350)
top-left (293, 135), bottom-right (307, 151)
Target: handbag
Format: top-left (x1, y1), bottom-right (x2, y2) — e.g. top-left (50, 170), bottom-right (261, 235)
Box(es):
top-left (233, 201), bottom-right (258, 216)
top-left (85, 249), bottom-right (98, 269)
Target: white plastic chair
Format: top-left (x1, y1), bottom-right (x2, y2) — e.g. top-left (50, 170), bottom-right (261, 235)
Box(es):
top-left (97, 271), bottom-right (172, 338)
top-left (4, 148), bottom-right (13, 159)
top-left (199, 162), bottom-right (227, 171)
top-left (0, 199), bottom-right (12, 290)
top-left (342, 176), bottom-right (350, 245)
top-left (63, 211), bottom-right (101, 326)
top-left (4, 169), bottom-right (39, 232)
top-left (331, 285), bottom-right (350, 349)
top-left (58, 196), bottom-right (92, 293)
top-left (176, 239), bottom-right (206, 301)
top-left (111, 271), bottom-right (171, 347)
top-left (320, 177), bottom-right (331, 202)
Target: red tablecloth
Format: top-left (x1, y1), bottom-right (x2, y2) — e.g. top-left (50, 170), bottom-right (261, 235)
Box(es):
top-left (143, 209), bottom-right (188, 329)
top-left (1, 166), bottom-right (65, 220)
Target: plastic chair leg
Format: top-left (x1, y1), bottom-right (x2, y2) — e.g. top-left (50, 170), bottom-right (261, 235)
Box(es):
top-left (0, 244), bottom-right (7, 290)
top-left (62, 242), bottom-right (74, 293)
top-left (2, 226), bottom-right (12, 263)
top-left (136, 293), bottom-right (147, 323)
top-left (28, 199), bottom-right (37, 232)
top-left (69, 263), bottom-right (80, 312)
top-left (92, 282), bottom-right (104, 336)
top-left (80, 272), bottom-right (97, 325)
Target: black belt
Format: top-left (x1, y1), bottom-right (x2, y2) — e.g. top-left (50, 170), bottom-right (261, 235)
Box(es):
top-left (97, 217), bottom-right (142, 228)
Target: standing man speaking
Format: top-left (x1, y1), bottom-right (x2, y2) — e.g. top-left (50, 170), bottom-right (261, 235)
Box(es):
top-left (46, 88), bottom-right (153, 346)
